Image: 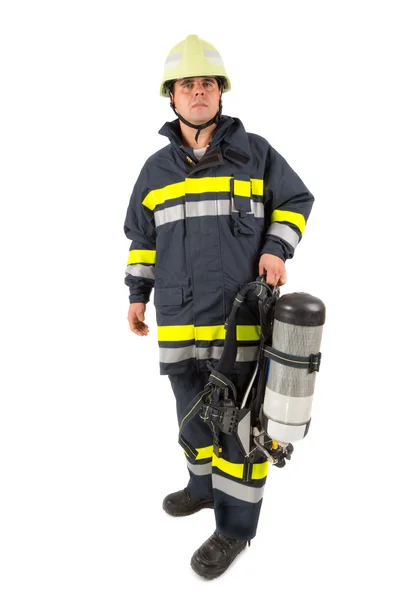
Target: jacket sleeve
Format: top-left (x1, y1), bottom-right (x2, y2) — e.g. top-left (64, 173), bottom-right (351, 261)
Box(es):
top-left (124, 164), bottom-right (156, 304)
top-left (261, 145), bottom-right (314, 261)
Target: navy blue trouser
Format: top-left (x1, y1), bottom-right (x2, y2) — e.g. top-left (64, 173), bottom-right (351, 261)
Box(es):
top-left (168, 366), bottom-right (269, 540)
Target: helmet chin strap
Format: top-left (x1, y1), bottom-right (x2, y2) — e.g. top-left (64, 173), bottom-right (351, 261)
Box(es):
top-left (170, 100), bottom-right (222, 144)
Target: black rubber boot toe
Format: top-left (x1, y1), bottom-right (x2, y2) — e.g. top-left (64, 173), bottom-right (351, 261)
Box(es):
top-left (190, 530), bottom-right (248, 579)
top-left (162, 488), bottom-right (214, 517)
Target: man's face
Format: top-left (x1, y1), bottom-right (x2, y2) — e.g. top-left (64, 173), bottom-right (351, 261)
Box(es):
top-left (170, 76), bottom-right (222, 126)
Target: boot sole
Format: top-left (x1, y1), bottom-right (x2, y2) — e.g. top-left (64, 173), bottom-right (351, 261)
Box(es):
top-left (163, 500), bottom-right (214, 517)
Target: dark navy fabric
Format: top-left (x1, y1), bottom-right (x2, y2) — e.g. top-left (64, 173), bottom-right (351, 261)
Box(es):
top-left (168, 366), bottom-right (268, 540)
top-left (168, 370), bottom-right (213, 500)
top-left (124, 115), bottom-right (314, 375)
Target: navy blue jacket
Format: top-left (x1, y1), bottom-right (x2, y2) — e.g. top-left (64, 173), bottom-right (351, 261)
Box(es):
top-left (124, 116), bottom-right (314, 375)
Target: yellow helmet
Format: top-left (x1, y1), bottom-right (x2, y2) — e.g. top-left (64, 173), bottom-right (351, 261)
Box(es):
top-left (160, 34), bottom-right (231, 97)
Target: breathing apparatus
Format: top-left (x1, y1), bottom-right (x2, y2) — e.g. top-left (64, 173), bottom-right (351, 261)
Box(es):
top-left (178, 277), bottom-right (325, 468)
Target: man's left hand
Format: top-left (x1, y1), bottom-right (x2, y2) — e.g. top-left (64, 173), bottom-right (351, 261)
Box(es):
top-left (258, 253), bottom-right (287, 287)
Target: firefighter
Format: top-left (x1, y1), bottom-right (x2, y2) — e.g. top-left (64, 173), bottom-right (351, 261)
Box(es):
top-left (124, 34), bottom-right (314, 579)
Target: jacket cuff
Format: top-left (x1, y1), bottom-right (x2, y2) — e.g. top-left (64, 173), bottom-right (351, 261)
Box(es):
top-left (129, 292), bottom-right (151, 304)
top-left (261, 236), bottom-right (294, 261)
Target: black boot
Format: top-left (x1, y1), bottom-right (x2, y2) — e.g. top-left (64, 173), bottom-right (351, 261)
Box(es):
top-left (190, 530), bottom-right (248, 579)
top-left (162, 488), bottom-right (214, 517)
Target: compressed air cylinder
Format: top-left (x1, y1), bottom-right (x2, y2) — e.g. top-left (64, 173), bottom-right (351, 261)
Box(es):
top-left (262, 292), bottom-right (325, 443)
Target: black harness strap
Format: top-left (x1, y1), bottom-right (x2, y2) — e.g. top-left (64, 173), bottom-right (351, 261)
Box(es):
top-left (263, 347), bottom-right (322, 372)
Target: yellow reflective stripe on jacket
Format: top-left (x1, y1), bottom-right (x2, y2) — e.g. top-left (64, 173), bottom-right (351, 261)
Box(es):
top-left (142, 177), bottom-right (265, 211)
top-left (234, 180), bottom-right (251, 197)
top-left (251, 179), bottom-right (263, 195)
top-left (271, 210), bottom-right (306, 234)
top-left (212, 453), bottom-right (268, 480)
top-left (186, 177), bottom-right (231, 194)
top-left (184, 445), bottom-right (214, 460)
top-left (127, 249), bottom-right (156, 265)
top-left (143, 182), bottom-right (186, 211)
top-left (157, 324), bottom-right (261, 342)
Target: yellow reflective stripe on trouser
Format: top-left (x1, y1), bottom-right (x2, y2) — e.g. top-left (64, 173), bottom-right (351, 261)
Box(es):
top-left (142, 177), bottom-right (264, 211)
top-left (271, 209), bottom-right (306, 234)
top-left (184, 445), bottom-right (213, 460)
top-left (158, 325), bottom-right (195, 342)
top-left (127, 249), bottom-right (156, 265)
top-left (212, 453), bottom-right (268, 480)
top-left (157, 324), bottom-right (261, 342)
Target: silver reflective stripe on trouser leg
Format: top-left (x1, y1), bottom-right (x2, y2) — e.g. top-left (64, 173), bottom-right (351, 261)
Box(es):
top-left (212, 474), bottom-right (265, 503)
top-left (187, 460), bottom-right (212, 477)
top-left (159, 345), bottom-right (259, 364)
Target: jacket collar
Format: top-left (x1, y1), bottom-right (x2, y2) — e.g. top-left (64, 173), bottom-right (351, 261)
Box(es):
top-left (158, 115), bottom-right (252, 167)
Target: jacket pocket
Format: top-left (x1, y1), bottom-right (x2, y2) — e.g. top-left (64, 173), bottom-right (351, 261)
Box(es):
top-left (231, 178), bottom-right (256, 237)
top-left (154, 286), bottom-right (183, 306)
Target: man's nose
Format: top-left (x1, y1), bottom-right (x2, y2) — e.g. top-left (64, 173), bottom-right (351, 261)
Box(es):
top-left (193, 81), bottom-right (204, 94)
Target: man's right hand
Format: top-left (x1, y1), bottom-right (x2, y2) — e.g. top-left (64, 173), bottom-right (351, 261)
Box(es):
top-left (127, 303), bottom-right (149, 336)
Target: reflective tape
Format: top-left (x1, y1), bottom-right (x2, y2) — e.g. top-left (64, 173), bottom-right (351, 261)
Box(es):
top-left (127, 249), bottom-right (156, 265)
top-left (143, 182), bottom-right (186, 211)
top-left (157, 324), bottom-right (261, 342)
top-left (234, 180), bottom-right (251, 197)
top-left (212, 453), bottom-right (268, 480)
top-left (165, 53), bottom-right (182, 64)
top-left (159, 345), bottom-right (196, 363)
top-left (204, 50), bottom-right (223, 66)
top-left (143, 177), bottom-right (264, 211)
top-left (159, 344), bottom-right (259, 364)
top-left (195, 445), bottom-right (214, 460)
top-left (187, 460), bottom-right (212, 476)
top-left (197, 345), bottom-right (259, 362)
top-left (212, 474), bottom-right (265, 503)
top-left (125, 264), bottom-right (155, 280)
top-left (154, 199), bottom-right (264, 228)
top-left (271, 209), bottom-right (305, 234)
top-left (267, 223), bottom-right (300, 249)
top-left (154, 204), bottom-right (185, 227)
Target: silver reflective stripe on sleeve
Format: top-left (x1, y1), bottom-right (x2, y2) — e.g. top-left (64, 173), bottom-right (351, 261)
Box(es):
top-left (125, 265), bottom-right (155, 279)
top-left (267, 223), bottom-right (300, 249)
top-left (159, 345), bottom-right (259, 364)
top-left (154, 200), bottom-right (264, 227)
top-left (187, 460), bottom-right (212, 476)
top-left (212, 473), bottom-right (265, 503)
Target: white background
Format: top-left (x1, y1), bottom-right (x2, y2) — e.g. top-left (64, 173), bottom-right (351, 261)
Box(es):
top-left (1, 0), bottom-right (399, 598)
